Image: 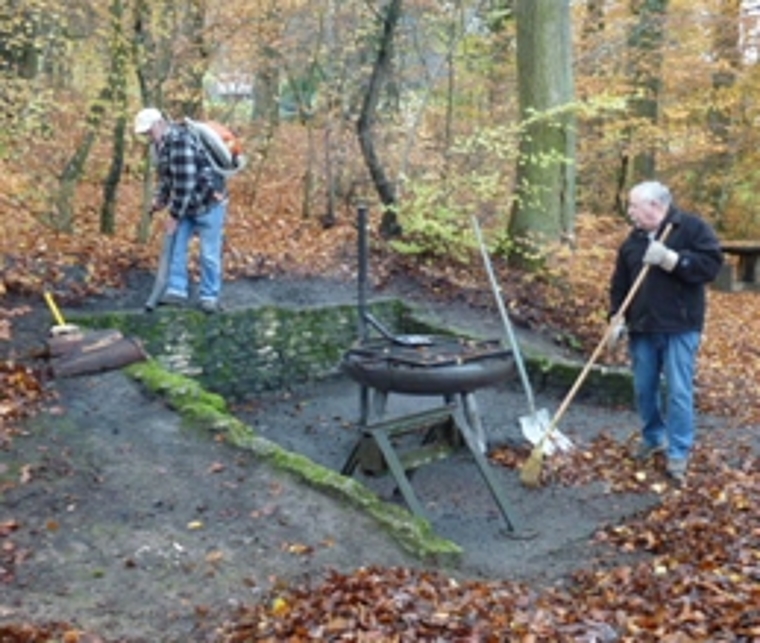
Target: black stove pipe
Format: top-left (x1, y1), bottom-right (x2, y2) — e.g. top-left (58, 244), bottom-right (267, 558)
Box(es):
top-left (355, 203), bottom-right (371, 423)
top-left (357, 204), bottom-right (369, 342)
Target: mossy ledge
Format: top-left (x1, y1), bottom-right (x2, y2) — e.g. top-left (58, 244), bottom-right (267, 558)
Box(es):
top-left (126, 359), bottom-right (463, 564)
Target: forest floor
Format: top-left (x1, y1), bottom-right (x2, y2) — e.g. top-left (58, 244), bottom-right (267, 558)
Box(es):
top-left (1, 269), bottom-right (757, 642)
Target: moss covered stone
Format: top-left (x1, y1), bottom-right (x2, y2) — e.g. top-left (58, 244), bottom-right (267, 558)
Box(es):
top-left (77, 300), bottom-right (406, 401)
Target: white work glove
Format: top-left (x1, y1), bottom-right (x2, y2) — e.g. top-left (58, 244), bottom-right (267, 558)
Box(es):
top-left (643, 240), bottom-right (679, 272)
top-left (606, 318), bottom-right (627, 352)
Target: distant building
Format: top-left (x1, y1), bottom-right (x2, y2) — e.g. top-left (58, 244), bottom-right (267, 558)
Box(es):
top-left (742, 0), bottom-right (760, 63)
top-left (206, 73), bottom-right (253, 102)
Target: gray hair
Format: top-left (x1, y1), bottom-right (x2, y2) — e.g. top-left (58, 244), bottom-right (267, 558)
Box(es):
top-left (630, 181), bottom-right (672, 207)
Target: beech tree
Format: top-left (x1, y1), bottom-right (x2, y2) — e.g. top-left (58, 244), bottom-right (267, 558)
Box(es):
top-left (509, 0), bottom-right (576, 257)
top-left (6, 0), bottom-right (760, 246)
top-left (697, 0), bottom-right (742, 228)
top-left (620, 0), bottom-right (669, 191)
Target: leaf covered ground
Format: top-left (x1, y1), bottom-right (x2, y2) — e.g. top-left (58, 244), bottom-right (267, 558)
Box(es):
top-left (1, 169), bottom-right (759, 641)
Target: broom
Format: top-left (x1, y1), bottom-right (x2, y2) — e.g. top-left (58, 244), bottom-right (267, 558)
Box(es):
top-left (43, 291), bottom-right (80, 336)
top-left (520, 223), bottom-right (673, 488)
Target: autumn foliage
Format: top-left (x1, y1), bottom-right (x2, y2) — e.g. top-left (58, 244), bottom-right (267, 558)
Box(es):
top-left (2, 0), bottom-right (760, 637)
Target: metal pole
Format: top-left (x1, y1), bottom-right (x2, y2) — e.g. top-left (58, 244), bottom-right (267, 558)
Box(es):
top-left (357, 203), bottom-right (369, 342)
top-left (356, 203), bottom-right (370, 425)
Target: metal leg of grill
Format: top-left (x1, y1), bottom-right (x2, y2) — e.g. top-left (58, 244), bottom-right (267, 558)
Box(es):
top-left (345, 387), bottom-right (529, 537)
top-left (371, 430), bottom-right (428, 518)
top-left (372, 389), bottom-right (388, 419)
top-left (458, 393), bottom-right (521, 535)
top-left (359, 385), bottom-right (370, 425)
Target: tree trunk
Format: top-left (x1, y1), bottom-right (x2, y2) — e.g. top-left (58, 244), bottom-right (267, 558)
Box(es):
top-left (131, 0), bottom-right (179, 243)
top-left (53, 124), bottom-right (100, 233)
top-left (168, 0), bottom-right (208, 118)
top-left (100, 0), bottom-right (129, 236)
top-left (695, 0), bottom-right (741, 230)
top-left (485, 0), bottom-right (515, 111)
top-left (616, 0), bottom-right (669, 211)
top-left (577, 0), bottom-right (611, 215)
top-left (357, 0), bottom-right (402, 238)
top-left (509, 0), bottom-right (576, 261)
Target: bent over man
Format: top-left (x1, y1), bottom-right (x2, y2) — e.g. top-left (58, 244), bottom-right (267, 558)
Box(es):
top-left (134, 107), bottom-right (228, 313)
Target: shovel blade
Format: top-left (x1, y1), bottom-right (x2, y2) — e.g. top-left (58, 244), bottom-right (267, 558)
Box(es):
top-left (520, 409), bottom-right (573, 456)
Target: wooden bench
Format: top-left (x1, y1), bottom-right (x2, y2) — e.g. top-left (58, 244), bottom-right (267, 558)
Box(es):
top-left (713, 240), bottom-right (760, 292)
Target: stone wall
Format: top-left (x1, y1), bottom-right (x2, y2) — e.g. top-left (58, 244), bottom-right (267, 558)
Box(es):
top-left (73, 300), bottom-right (411, 400)
top-left (72, 298), bottom-right (634, 407)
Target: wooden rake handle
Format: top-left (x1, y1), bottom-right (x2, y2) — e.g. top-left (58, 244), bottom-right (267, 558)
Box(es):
top-left (539, 222), bottom-right (674, 443)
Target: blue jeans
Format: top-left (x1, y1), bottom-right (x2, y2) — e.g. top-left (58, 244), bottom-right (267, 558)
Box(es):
top-left (628, 331), bottom-right (701, 461)
top-left (166, 199), bottom-right (228, 303)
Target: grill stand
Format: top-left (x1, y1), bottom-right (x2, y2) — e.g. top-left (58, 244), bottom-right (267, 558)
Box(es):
top-left (342, 388), bottom-right (517, 533)
top-left (341, 205), bottom-right (521, 535)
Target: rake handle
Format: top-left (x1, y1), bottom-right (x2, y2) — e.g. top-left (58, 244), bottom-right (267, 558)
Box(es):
top-left (539, 223), bottom-right (673, 445)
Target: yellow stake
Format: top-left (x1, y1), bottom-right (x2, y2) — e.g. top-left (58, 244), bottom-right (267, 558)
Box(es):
top-left (43, 291), bottom-right (66, 327)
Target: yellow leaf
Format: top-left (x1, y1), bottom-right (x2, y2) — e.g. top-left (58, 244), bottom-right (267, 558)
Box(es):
top-left (271, 596), bottom-right (289, 616)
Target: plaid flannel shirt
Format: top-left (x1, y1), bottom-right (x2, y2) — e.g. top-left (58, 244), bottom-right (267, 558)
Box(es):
top-left (154, 123), bottom-right (226, 219)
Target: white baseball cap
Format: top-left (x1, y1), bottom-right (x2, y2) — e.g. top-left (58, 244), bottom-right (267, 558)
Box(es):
top-left (134, 107), bottom-right (163, 134)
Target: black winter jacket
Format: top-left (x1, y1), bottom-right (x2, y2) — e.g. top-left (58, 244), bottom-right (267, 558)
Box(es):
top-left (609, 206), bottom-right (723, 334)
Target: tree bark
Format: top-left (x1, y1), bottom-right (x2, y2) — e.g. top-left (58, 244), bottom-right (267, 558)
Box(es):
top-left (616, 0), bottom-right (669, 211)
top-left (509, 0), bottom-right (576, 261)
top-left (169, 0), bottom-right (208, 118)
top-left (357, 0), bottom-right (403, 238)
top-left (53, 112), bottom-right (102, 233)
top-left (697, 0), bottom-right (741, 229)
top-left (100, 0), bottom-right (129, 236)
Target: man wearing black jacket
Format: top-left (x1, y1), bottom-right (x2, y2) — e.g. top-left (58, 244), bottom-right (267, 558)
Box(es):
top-left (609, 181), bottom-right (723, 483)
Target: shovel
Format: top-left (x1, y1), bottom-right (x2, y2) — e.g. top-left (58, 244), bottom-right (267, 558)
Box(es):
top-left (471, 217), bottom-right (571, 454)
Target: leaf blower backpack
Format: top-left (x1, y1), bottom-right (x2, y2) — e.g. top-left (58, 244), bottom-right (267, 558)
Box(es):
top-left (184, 117), bottom-right (247, 178)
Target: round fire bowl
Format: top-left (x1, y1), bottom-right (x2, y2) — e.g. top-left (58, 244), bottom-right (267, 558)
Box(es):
top-left (341, 337), bottom-right (515, 396)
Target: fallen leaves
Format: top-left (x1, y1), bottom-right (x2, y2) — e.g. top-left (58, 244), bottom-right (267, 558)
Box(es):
top-left (214, 499), bottom-right (759, 641)
top-left (0, 356), bottom-right (51, 451)
top-left (281, 542), bottom-right (313, 556)
top-left (1, 188), bottom-right (759, 640)
top-left (0, 624), bottom-right (105, 643)
top-left (207, 461), bottom-right (226, 474)
top-left (0, 520), bottom-right (19, 537)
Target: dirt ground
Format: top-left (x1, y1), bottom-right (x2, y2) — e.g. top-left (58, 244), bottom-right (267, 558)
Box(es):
top-left (0, 273), bottom-right (736, 642)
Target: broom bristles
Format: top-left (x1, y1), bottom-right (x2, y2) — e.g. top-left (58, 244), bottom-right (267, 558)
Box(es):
top-left (519, 445), bottom-right (545, 488)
